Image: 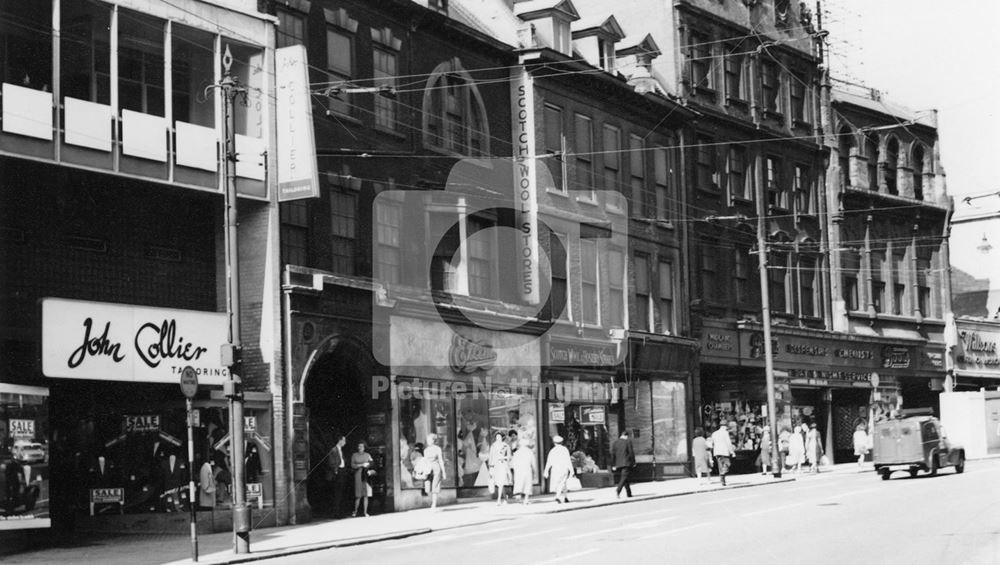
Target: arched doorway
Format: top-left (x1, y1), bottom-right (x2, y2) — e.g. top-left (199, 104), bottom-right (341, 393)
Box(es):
top-left (302, 336), bottom-right (380, 517)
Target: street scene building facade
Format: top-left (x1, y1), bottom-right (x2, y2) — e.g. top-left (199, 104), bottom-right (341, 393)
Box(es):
top-left (0, 0), bottom-right (282, 533)
top-left (1, 0), bottom-right (992, 547)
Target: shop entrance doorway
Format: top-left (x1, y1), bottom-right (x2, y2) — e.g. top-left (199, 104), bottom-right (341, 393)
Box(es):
top-left (831, 388), bottom-right (870, 464)
top-left (303, 337), bottom-right (378, 517)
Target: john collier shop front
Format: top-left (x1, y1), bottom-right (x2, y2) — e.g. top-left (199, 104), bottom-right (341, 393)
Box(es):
top-left (39, 299), bottom-right (274, 530)
top-left (700, 321), bottom-right (946, 468)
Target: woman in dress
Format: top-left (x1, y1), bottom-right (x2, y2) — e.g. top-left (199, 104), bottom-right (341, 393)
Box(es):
top-left (487, 431), bottom-right (511, 505)
top-left (691, 427), bottom-right (712, 485)
top-left (510, 438), bottom-right (536, 505)
top-left (805, 423), bottom-right (823, 473)
top-left (786, 424), bottom-right (806, 473)
top-left (422, 433), bottom-right (445, 510)
top-left (543, 435), bottom-right (573, 504)
top-left (758, 424), bottom-right (772, 475)
top-left (853, 423), bottom-right (870, 468)
top-left (350, 441), bottom-right (373, 517)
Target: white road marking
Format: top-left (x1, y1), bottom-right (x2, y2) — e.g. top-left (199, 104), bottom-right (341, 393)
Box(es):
top-left (536, 548), bottom-right (599, 564)
top-left (638, 522), bottom-right (710, 540)
top-left (471, 526), bottom-right (567, 546)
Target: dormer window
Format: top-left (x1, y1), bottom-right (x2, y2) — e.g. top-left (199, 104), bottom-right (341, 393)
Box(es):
top-left (571, 15), bottom-right (625, 73)
top-left (514, 0), bottom-right (580, 56)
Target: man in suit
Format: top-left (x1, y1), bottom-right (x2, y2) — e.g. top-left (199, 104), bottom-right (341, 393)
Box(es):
top-left (611, 431), bottom-right (635, 498)
top-left (324, 435), bottom-right (347, 517)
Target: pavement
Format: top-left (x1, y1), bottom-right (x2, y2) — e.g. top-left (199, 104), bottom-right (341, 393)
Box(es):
top-left (0, 462), bottom-right (883, 565)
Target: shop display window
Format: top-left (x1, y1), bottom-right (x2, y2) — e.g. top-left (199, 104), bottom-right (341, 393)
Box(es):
top-left (0, 385), bottom-right (50, 530)
top-left (549, 403), bottom-right (614, 473)
top-left (652, 381), bottom-right (688, 463)
top-left (56, 393), bottom-right (272, 516)
top-left (399, 385), bottom-right (537, 490)
top-left (399, 391), bottom-right (456, 490)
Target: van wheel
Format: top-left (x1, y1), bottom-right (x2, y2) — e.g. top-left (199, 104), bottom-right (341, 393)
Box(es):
top-left (955, 455), bottom-right (965, 474)
top-left (908, 468), bottom-right (918, 478)
top-left (929, 457), bottom-right (939, 477)
top-left (880, 469), bottom-right (891, 481)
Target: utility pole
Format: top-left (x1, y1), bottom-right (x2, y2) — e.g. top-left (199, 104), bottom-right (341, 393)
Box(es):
top-left (755, 212), bottom-right (781, 479)
top-left (219, 45), bottom-right (250, 554)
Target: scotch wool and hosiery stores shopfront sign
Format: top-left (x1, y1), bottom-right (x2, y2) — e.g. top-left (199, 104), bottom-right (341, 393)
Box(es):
top-left (41, 298), bottom-right (229, 385)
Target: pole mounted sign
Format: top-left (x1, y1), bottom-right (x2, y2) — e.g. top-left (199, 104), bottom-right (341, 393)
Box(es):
top-left (180, 366), bottom-right (199, 399)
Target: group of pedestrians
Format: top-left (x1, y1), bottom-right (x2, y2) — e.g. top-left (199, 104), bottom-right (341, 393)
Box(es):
top-left (322, 435), bottom-right (381, 518)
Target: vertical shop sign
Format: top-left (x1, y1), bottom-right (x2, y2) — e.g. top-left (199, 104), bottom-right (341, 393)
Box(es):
top-left (276, 45), bottom-right (320, 201)
top-left (511, 67), bottom-right (540, 304)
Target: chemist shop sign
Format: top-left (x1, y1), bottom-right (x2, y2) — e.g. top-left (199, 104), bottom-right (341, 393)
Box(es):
top-left (42, 298), bottom-right (229, 385)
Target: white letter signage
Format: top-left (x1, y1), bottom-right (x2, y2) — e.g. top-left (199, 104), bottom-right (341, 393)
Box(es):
top-left (42, 298), bottom-right (229, 385)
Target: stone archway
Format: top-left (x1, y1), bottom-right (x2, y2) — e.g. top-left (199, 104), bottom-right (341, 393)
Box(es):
top-left (300, 335), bottom-right (377, 517)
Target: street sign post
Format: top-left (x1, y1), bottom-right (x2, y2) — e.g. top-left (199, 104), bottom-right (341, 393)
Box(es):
top-left (181, 366), bottom-right (199, 562)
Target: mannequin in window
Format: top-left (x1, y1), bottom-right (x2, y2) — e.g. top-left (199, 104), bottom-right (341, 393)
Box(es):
top-left (88, 452), bottom-right (117, 488)
top-left (245, 442), bottom-right (262, 484)
top-left (159, 448), bottom-right (188, 511)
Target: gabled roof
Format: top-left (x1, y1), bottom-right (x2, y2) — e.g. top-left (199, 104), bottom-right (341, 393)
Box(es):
top-left (514, 0), bottom-right (580, 22)
top-left (616, 33), bottom-right (659, 59)
top-left (571, 14), bottom-right (624, 41)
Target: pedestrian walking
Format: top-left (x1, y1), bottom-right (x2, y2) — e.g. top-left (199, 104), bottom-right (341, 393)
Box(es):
top-left (758, 425), bottom-right (772, 475)
top-left (543, 435), bottom-right (573, 504)
top-left (805, 423), bottom-right (823, 473)
top-left (423, 433), bottom-right (445, 510)
top-left (611, 431), bottom-right (635, 498)
top-left (487, 431), bottom-right (511, 506)
top-left (710, 421), bottom-right (735, 486)
top-left (198, 458), bottom-right (216, 510)
top-left (510, 438), bottom-right (536, 505)
top-left (787, 424), bottom-right (806, 473)
top-left (350, 441), bottom-right (373, 517)
top-left (692, 427), bottom-right (712, 485)
top-left (853, 424), bottom-right (870, 468)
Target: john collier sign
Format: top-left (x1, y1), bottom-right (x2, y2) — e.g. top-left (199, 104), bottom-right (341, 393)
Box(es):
top-left (42, 298), bottom-right (229, 385)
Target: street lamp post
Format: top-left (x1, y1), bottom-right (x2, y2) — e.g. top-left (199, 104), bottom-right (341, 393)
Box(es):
top-left (219, 45), bottom-right (250, 554)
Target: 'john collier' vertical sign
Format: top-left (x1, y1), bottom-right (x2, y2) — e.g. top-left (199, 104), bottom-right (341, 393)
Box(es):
top-left (511, 67), bottom-right (540, 305)
top-left (276, 44), bottom-right (320, 202)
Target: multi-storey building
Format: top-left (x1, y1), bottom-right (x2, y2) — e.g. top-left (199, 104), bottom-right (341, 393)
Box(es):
top-left (270, 0), bottom-right (531, 518)
top-left (510, 0), bottom-right (698, 485)
top-left (826, 82), bottom-right (952, 425)
top-left (271, 0), bottom-right (698, 520)
top-left (0, 0), bottom-right (280, 532)
top-left (613, 0), bottom-right (844, 469)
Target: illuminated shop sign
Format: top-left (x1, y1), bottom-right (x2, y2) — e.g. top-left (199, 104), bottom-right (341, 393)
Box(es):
top-left (42, 298), bottom-right (229, 385)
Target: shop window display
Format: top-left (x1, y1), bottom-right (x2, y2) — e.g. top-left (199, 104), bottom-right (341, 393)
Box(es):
top-left (652, 381), bottom-right (688, 463)
top-left (399, 391), bottom-right (455, 490)
top-left (551, 404), bottom-right (614, 475)
top-left (0, 385), bottom-right (50, 530)
top-left (57, 398), bottom-right (271, 516)
top-left (399, 387), bottom-right (536, 490)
